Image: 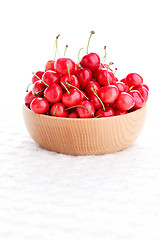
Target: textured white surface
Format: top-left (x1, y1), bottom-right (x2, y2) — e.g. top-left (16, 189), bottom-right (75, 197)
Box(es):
top-left (0, 103), bottom-right (160, 240)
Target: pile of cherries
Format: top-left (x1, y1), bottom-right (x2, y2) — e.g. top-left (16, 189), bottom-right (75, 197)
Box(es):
top-left (25, 31), bottom-right (149, 118)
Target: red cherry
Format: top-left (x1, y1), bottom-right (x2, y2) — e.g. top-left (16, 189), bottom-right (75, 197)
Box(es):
top-left (77, 100), bottom-right (95, 118)
top-left (89, 93), bottom-right (102, 110)
top-left (76, 68), bottom-right (92, 89)
top-left (85, 81), bottom-right (100, 96)
top-left (114, 82), bottom-right (126, 93)
top-left (55, 58), bottom-right (75, 75)
top-left (32, 81), bottom-right (46, 96)
top-left (68, 112), bottom-right (78, 118)
top-left (25, 91), bottom-right (36, 106)
top-left (45, 60), bottom-right (55, 71)
top-left (135, 86), bottom-right (148, 102)
top-left (50, 103), bottom-right (68, 117)
top-left (129, 90), bottom-right (145, 109)
top-left (32, 71), bottom-right (44, 84)
top-left (62, 89), bottom-right (81, 107)
top-left (80, 53), bottom-right (100, 72)
top-left (99, 85), bottom-right (119, 104)
top-left (116, 92), bottom-right (135, 111)
top-left (60, 75), bottom-right (80, 90)
top-left (30, 97), bottom-right (50, 114)
top-left (44, 84), bottom-right (62, 103)
top-left (114, 109), bottom-right (127, 115)
top-left (142, 84), bottom-right (149, 91)
top-left (96, 107), bottom-right (115, 118)
top-left (96, 68), bottom-right (115, 86)
top-left (42, 70), bottom-right (60, 85)
top-left (126, 73), bottom-right (143, 87)
top-left (80, 90), bottom-right (88, 101)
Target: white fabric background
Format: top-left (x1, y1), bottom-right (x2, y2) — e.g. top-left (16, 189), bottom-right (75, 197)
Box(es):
top-left (0, 0), bottom-right (160, 239)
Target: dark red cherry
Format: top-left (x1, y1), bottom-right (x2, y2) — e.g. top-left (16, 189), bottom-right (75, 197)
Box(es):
top-left (129, 90), bottom-right (145, 109)
top-left (44, 84), bottom-right (63, 103)
top-left (42, 70), bottom-right (60, 85)
top-left (62, 89), bottom-right (81, 107)
top-left (96, 68), bottom-right (115, 86)
top-left (30, 97), bottom-right (50, 114)
top-left (126, 73), bottom-right (143, 87)
top-left (32, 71), bottom-right (44, 84)
top-left (55, 58), bottom-right (75, 75)
top-left (115, 109), bottom-right (127, 115)
top-left (99, 85), bottom-right (119, 104)
top-left (80, 53), bottom-right (100, 72)
top-left (77, 100), bottom-right (95, 118)
top-left (76, 68), bottom-right (92, 89)
top-left (50, 103), bottom-right (68, 117)
top-left (45, 60), bottom-right (55, 71)
top-left (32, 81), bottom-right (46, 96)
top-left (96, 107), bottom-right (115, 118)
top-left (116, 92), bottom-right (135, 111)
top-left (25, 91), bottom-right (36, 106)
top-left (85, 81), bottom-right (100, 96)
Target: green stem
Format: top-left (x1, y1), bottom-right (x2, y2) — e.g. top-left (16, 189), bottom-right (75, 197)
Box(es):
top-left (64, 44), bottom-right (68, 57)
top-left (61, 82), bottom-right (70, 94)
top-left (53, 106), bottom-right (58, 116)
top-left (32, 72), bottom-right (49, 87)
top-left (114, 68), bottom-right (117, 75)
top-left (101, 46), bottom-right (107, 64)
top-left (65, 105), bottom-right (94, 117)
top-left (86, 30), bottom-right (95, 54)
top-left (78, 47), bottom-right (83, 67)
top-left (94, 114), bottom-right (101, 118)
top-left (67, 64), bottom-right (71, 83)
top-left (67, 83), bottom-right (89, 100)
top-left (106, 62), bottom-right (114, 85)
top-left (91, 87), bottom-right (105, 111)
top-left (53, 34), bottom-right (60, 60)
top-left (127, 85), bottom-right (134, 93)
top-left (33, 88), bottom-right (45, 96)
top-left (26, 82), bottom-right (32, 92)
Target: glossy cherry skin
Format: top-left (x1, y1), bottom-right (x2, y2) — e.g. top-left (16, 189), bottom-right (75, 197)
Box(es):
top-left (50, 103), bottom-right (68, 117)
top-left (89, 93), bottom-right (102, 110)
top-left (30, 97), bottom-right (50, 114)
top-left (44, 84), bottom-right (62, 103)
top-left (25, 91), bottom-right (36, 106)
top-left (114, 109), bottom-right (127, 115)
top-left (80, 91), bottom-right (88, 101)
top-left (32, 81), bottom-right (46, 96)
top-left (77, 100), bottom-right (95, 118)
top-left (126, 73), bottom-right (143, 87)
top-left (42, 70), bottom-right (60, 85)
top-left (62, 89), bottom-right (81, 107)
top-left (129, 90), bottom-right (145, 109)
top-left (60, 75), bottom-right (80, 90)
top-left (76, 68), bottom-right (92, 89)
top-left (32, 71), bottom-right (44, 84)
top-left (55, 58), bottom-right (75, 75)
top-left (135, 86), bottom-right (148, 102)
top-left (85, 81), bottom-right (100, 96)
top-left (116, 92), bottom-right (135, 111)
top-left (96, 107), bottom-right (115, 118)
top-left (99, 85), bottom-right (119, 104)
top-left (114, 81), bottom-right (127, 93)
top-left (45, 60), bottom-right (55, 71)
top-left (80, 53), bottom-right (100, 72)
top-left (96, 68), bottom-right (115, 86)
top-left (68, 112), bottom-right (78, 118)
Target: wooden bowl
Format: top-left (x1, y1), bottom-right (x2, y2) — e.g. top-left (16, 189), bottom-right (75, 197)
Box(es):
top-left (23, 104), bottom-right (147, 155)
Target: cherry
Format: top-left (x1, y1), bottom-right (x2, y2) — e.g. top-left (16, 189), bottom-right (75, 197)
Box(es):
top-left (80, 90), bottom-right (88, 101)
top-left (44, 84), bottom-right (62, 103)
top-left (62, 89), bottom-right (81, 107)
top-left (115, 109), bottom-right (127, 115)
top-left (126, 73), bottom-right (143, 87)
top-left (135, 86), bottom-right (148, 102)
top-left (76, 68), bottom-right (92, 89)
top-left (96, 67), bottom-right (115, 86)
top-left (32, 81), bottom-right (46, 96)
top-left (50, 103), bottom-right (68, 117)
top-left (89, 93), bottom-right (102, 110)
top-left (60, 75), bottom-right (80, 90)
top-left (55, 58), bottom-right (75, 75)
top-left (77, 100), bottom-right (95, 118)
top-left (30, 97), bottom-right (50, 114)
top-left (25, 91), bottom-right (36, 106)
top-left (129, 90), bottom-right (145, 109)
top-left (45, 60), bottom-right (55, 71)
top-left (116, 92), bottom-right (135, 111)
top-left (32, 71), bottom-right (44, 84)
top-left (114, 81), bottom-right (126, 93)
top-left (42, 70), bottom-right (60, 85)
top-left (96, 107), bottom-right (115, 118)
top-left (80, 53), bottom-right (100, 72)
top-left (85, 81), bottom-right (100, 96)
top-left (99, 85), bottom-right (119, 104)
top-left (68, 112), bottom-right (78, 118)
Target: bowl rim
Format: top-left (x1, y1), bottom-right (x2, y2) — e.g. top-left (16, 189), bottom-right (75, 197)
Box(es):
top-left (23, 104), bottom-right (146, 121)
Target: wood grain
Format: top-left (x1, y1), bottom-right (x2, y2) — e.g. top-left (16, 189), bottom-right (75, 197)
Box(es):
top-left (23, 104), bottom-right (147, 155)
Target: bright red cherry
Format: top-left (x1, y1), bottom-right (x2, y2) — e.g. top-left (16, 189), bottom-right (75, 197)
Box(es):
top-left (96, 107), bottom-right (115, 117)
top-left (76, 68), bottom-right (92, 89)
top-left (126, 73), bottom-right (143, 87)
top-left (135, 86), bottom-right (148, 102)
top-left (80, 53), bottom-right (100, 72)
top-left (50, 103), bottom-right (68, 117)
top-left (32, 71), bottom-right (44, 84)
top-left (99, 85), bottom-right (119, 104)
top-left (129, 90), bottom-right (145, 109)
top-left (114, 81), bottom-right (126, 93)
top-left (68, 112), bottom-right (78, 118)
top-left (116, 92), bottom-right (135, 111)
top-left (32, 81), bottom-right (46, 96)
top-left (115, 109), bottom-right (127, 115)
top-left (25, 91), bottom-right (36, 106)
top-left (55, 58), bottom-right (75, 75)
top-left (42, 70), bottom-right (60, 85)
top-left (77, 100), bottom-right (95, 118)
top-left (45, 60), bottom-right (55, 71)
top-left (89, 93), bottom-right (102, 110)
top-left (44, 84), bottom-right (62, 103)
top-left (96, 68), bottom-right (115, 86)
top-left (62, 89), bottom-right (81, 107)
top-left (85, 81), bottom-right (100, 96)
top-left (30, 97), bottom-right (50, 114)
top-left (60, 75), bottom-right (80, 90)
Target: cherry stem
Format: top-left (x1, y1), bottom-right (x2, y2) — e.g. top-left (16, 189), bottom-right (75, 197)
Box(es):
top-left (65, 105), bottom-right (94, 117)
top-left (67, 64), bottom-right (71, 83)
top-left (53, 106), bottom-right (58, 116)
top-left (94, 114), bottom-right (101, 118)
top-left (107, 62), bottom-right (114, 85)
top-left (66, 83), bottom-right (89, 100)
top-left (101, 46), bottom-right (107, 64)
top-left (78, 47), bottom-right (83, 67)
top-left (33, 88), bottom-right (45, 96)
top-left (127, 85), bottom-right (134, 93)
top-left (86, 30), bottom-right (95, 54)
top-left (53, 34), bottom-right (60, 60)
top-left (32, 72), bottom-right (49, 87)
top-left (26, 82), bottom-right (32, 92)
top-left (91, 87), bottom-right (105, 111)
top-left (64, 44), bottom-right (68, 57)
top-left (61, 82), bottom-right (70, 94)
top-left (114, 68), bottom-right (118, 75)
